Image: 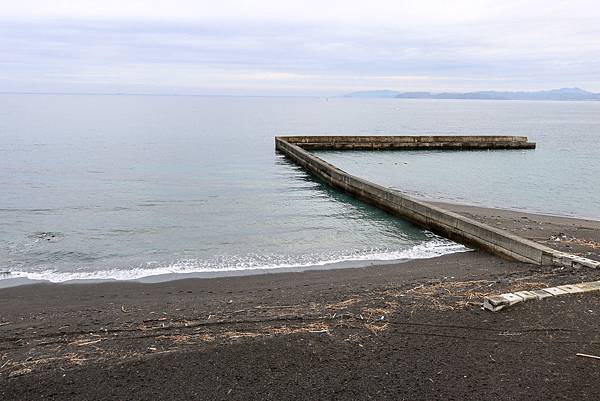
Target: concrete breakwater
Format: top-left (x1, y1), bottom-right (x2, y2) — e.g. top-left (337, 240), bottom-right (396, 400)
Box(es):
top-left (279, 135), bottom-right (537, 150)
top-left (275, 135), bottom-right (599, 269)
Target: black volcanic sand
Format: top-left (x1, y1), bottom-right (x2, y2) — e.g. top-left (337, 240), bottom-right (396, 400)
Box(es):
top-left (1, 205), bottom-right (600, 401)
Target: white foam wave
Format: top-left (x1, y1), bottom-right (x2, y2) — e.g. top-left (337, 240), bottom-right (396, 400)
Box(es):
top-left (3, 239), bottom-right (469, 283)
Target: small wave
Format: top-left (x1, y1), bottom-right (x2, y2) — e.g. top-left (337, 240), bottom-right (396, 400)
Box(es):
top-left (2, 239), bottom-right (469, 283)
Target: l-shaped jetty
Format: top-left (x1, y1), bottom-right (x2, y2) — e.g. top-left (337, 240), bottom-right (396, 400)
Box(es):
top-left (275, 135), bottom-right (598, 270)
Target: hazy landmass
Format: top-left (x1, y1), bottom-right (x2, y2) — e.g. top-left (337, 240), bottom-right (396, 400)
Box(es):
top-left (344, 87), bottom-right (600, 101)
top-left (341, 89), bottom-right (402, 98)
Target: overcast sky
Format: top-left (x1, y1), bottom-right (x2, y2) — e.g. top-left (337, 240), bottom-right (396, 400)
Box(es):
top-left (2, 0), bottom-right (600, 95)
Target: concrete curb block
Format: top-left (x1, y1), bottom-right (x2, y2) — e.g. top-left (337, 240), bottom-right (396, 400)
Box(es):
top-left (552, 252), bottom-right (600, 269)
top-left (483, 281), bottom-right (600, 312)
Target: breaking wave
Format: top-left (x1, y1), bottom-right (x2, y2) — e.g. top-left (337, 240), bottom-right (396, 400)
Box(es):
top-left (2, 239), bottom-right (468, 283)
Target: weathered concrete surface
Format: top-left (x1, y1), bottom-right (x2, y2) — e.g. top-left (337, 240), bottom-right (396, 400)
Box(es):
top-left (281, 135), bottom-right (536, 150)
top-left (275, 135), bottom-right (599, 268)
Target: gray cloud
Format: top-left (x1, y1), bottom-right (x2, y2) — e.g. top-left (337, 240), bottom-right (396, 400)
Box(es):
top-left (1, 1), bottom-right (600, 95)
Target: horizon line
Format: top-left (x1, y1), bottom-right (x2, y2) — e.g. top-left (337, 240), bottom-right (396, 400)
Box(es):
top-left (2, 86), bottom-right (600, 98)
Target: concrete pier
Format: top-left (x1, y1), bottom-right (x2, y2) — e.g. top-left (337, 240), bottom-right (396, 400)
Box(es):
top-left (280, 135), bottom-right (536, 150)
top-left (275, 135), bottom-right (599, 269)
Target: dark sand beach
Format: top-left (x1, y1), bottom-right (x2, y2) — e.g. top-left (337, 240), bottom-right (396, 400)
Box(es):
top-left (1, 203), bottom-right (600, 400)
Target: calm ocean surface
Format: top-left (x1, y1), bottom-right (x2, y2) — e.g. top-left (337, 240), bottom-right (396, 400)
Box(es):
top-left (1, 95), bottom-right (598, 282)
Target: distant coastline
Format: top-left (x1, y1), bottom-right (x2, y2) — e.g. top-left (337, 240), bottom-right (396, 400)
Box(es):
top-left (344, 87), bottom-right (600, 101)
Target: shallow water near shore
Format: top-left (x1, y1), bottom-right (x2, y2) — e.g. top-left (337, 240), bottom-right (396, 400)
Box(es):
top-left (1, 95), bottom-right (598, 282)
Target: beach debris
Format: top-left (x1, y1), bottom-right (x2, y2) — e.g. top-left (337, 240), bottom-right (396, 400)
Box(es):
top-left (120, 305), bottom-right (130, 313)
top-left (0, 322), bottom-right (12, 327)
top-left (550, 235), bottom-right (600, 250)
top-left (8, 368), bottom-right (32, 378)
top-left (71, 339), bottom-right (103, 347)
top-left (498, 331), bottom-right (522, 336)
top-left (550, 232), bottom-right (568, 242)
top-left (326, 298), bottom-right (359, 310)
top-left (254, 304), bottom-right (299, 310)
top-left (547, 233), bottom-right (600, 251)
top-left (576, 353), bottom-right (600, 361)
top-left (483, 280), bottom-right (600, 312)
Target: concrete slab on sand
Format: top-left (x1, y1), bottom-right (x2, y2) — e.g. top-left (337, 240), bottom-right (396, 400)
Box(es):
top-left (513, 290), bottom-right (538, 301)
top-left (484, 281), bottom-right (600, 312)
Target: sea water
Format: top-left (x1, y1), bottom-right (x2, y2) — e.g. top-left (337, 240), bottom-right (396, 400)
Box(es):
top-left (1, 95), bottom-right (598, 282)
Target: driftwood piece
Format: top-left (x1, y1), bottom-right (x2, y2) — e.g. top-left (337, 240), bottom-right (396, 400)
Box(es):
top-left (576, 353), bottom-right (600, 361)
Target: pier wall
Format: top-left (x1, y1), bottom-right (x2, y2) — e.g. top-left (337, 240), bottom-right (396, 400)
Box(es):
top-left (275, 136), bottom-right (599, 268)
top-left (281, 135), bottom-right (537, 150)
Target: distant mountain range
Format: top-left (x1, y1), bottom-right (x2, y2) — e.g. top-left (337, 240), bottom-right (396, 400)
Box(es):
top-left (344, 88), bottom-right (600, 101)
